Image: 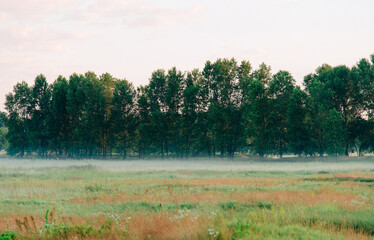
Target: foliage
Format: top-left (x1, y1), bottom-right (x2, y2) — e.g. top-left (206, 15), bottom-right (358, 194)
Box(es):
top-left (3, 54), bottom-right (374, 158)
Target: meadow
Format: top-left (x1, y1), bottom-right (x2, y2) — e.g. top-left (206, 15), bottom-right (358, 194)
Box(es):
top-left (0, 158), bottom-right (374, 239)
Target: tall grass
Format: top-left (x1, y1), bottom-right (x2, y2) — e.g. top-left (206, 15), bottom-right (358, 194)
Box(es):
top-left (0, 159), bottom-right (373, 239)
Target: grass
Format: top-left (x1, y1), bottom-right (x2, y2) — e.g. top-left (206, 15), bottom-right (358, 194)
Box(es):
top-left (0, 158), bottom-right (374, 239)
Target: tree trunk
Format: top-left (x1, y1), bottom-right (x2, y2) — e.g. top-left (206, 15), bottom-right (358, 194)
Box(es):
top-left (123, 136), bottom-right (127, 159)
top-left (345, 143), bottom-right (349, 156)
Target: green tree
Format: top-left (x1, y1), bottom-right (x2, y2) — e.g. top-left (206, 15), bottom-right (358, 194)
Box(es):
top-left (147, 69), bottom-right (168, 156)
top-left (203, 58), bottom-right (243, 157)
top-left (4, 82), bottom-right (33, 157)
top-left (252, 62), bottom-right (272, 85)
top-left (136, 85), bottom-right (154, 158)
top-left (49, 76), bottom-right (69, 156)
top-left (80, 72), bottom-right (106, 157)
top-left (4, 54), bottom-right (374, 158)
top-left (98, 73), bottom-right (115, 158)
top-left (304, 73), bottom-right (333, 155)
top-left (267, 71), bottom-right (295, 157)
top-left (244, 79), bottom-right (270, 157)
top-left (304, 64), bottom-right (361, 155)
top-left (30, 74), bottom-right (51, 157)
top-left (351, 58), bottom-right (374, 116)
top-left (0, 127), bottom-right (8, 151)
top-left (180, 69), bottom-right (202, 156)
top-left (287, 87), bottom-right (309, 155)
top-left (348, 118), bottom-right (373, 156)
top-left (66, 73), bottom-right (86, 157)
top-left (323, 109), bottom-right (347, 155)
top-left (111, 79), bottom-right (136, 159)
top-left (242, 63), bottom-right (272, 157)
top-left (165, 67), bottom-right (184, 156)
top-left (0, 112), bottom-right (8, 151)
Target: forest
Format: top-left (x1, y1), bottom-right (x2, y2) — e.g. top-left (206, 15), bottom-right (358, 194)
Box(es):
top-left (1, 55), bottom-right (374, 159)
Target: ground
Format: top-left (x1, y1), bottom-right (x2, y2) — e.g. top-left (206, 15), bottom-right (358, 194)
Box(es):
top-left (0, 157), bottom-right (373, 239)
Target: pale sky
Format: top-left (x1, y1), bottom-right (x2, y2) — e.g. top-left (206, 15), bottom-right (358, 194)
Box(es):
top-left (1, 0), bottom-right (374, 110)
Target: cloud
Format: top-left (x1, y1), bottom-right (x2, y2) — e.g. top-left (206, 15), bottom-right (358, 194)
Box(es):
top-left (0, 0), bottom-right (206, 53)
top-left (0, 24), bottom-right (90, 52)
top-left (128, 5), bottom-right (206, 28)
top-left (68, 0), bottom-right (207, 27)
top-left (0, 0), bottom-right (90, 53)
top-left (0, 0), bottom-right (78, 21)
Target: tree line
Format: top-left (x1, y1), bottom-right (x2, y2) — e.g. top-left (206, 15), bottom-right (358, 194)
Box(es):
top-left (2, 55), bottom-right (374, 159)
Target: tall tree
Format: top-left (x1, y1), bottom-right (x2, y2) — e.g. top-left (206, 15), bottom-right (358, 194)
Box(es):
top-left (287, 87), bottom-right (309, 156)
top-left (0, 112), bottom-right (8, 151)
top-left (243, 63), bottom-right (272, 157)
top-left (267, 71), bottom-right (295, 157)
top-left (304, 71), bottom-right (333, 155)
top-left (99, 73), bottom-right (115, 157)
top-left (203, 58), bottom-right (243, 157)
top-left (66, 73), bottom-right (86, 157)
top-left (49, 76), bottom-right (69, 156)
top-left (4, 82), bottom-right (33, 157)
top-left (165, 67), bottom-right (184, 156)
top-left (180, 69), bottom-right (201, 157)
top-left (80, 72), bottom-right (106, 157)
top-left (30, 74), bottom-right (51, 157)
top-left (3, 54), bottom-right (374, 158)
top-left (244, 79), bottom-right (270, 157)
top-left (111, 79), bottom-right (136, 159)
top-left (147, 69), bottom-right (168, 156)
top-left (323, 109), bottom-right (347, 155)
top-left (304, 64), bottom-right (359, 155)
top-left (136, 85), bottom-right (154, 157)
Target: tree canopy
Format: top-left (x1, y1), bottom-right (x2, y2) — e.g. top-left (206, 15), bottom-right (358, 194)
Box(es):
top-left (3, 55), bottom-right (374, 158)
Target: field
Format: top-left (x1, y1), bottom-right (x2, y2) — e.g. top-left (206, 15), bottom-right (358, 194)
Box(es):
top-left (1, 158), bottom-right (374, 239)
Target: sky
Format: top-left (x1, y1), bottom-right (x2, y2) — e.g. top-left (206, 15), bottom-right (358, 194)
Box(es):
top-left (1, 0), bottom-right (374, 110)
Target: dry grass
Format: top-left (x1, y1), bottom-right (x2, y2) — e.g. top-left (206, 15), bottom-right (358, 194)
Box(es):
top-left (1, 163), bottom-right (374, 239)
top-left (71, 190), bottom-right (359, 209)
top-left (126, 213), bottom-right (208, 240)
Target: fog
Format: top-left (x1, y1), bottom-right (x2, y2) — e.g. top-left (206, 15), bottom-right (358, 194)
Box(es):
top-left (0, 158), bottom-right (373, 172)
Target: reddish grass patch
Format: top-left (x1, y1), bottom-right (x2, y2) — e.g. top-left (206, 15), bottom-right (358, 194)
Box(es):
top-left (72, 189), bottom-right (357, 208)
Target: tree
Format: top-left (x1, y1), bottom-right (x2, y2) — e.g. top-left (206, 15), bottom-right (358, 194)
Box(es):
top-left (165, 67), bottom-right (184, 156)
top-left (252, 62), bottom-right (272, 85)
top-left (203, 58), bottom-right (244, 157)
top-left (348, 118), bottom-right (373, 156)
top-left (30, 74), bottom-right (51, 157)
top-left (0, 112), bottom-right (8, 151)
top-left (49, 76), bottom-right (69, 156)
top-left (66, 73), bottom-right (86, 157)
top-left (287, 87), bottom-right (309, 155)
top-left (99, 73), bottom-right (115, 157)
top-left (304, 64), bottom-right (357, 156)
top-left (304, 73), bottom-right (334, 155)
top-left (111, 79), bottom-right (136, 159)
top-left (242, 63), bottom-right (273, 157)
top-left (351, 58), bottom-right (374, 117)
top-left (135, 85), bottom-right (154, 158)
top-left (181, 69), bottom-right (204, 156)
top-left (244, 79), bottom-right (270, 157)
top-left (3, 54), bottom-right (374, 158)
top-left (147, 69), bottom-right (168, 156)
top-left (4, 82), bottom-right (33, 157)
top-left (80, 72), bottom-right (106, 157)
top-left (0, 127), bottom-right (8, 151)
top-left (267, 71), bottom-right (295, 157)
top-left (323, 109), bottom-right (347, 155)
